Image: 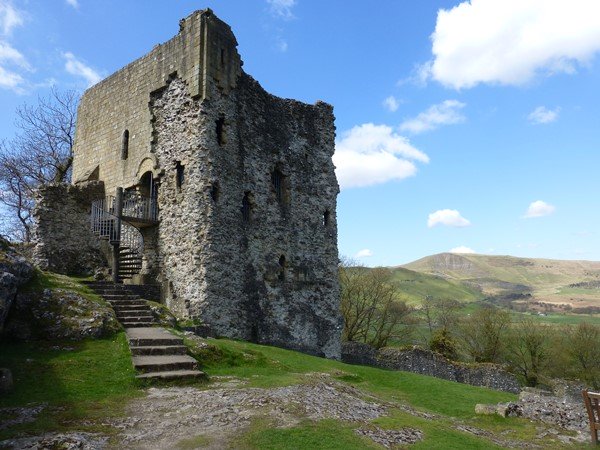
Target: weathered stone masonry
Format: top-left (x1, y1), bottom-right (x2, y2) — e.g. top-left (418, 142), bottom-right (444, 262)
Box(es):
top-left (35, 9), bottom-right (342, 358)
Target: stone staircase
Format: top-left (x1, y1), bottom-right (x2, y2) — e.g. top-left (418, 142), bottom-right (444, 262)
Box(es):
top-left (83, 281), bottom-right (205, 381)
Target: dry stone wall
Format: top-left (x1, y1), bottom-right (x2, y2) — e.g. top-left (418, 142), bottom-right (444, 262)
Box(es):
top-left (342, 342), bottom-right (520, 393)
top-left (32, 182), bottom-right (106, 275)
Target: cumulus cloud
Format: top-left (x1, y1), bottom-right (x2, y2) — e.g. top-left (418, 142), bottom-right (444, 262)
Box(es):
top-left (524, 200), bottom-right (555, 218)
top-left (0, 1), bottom-right (27, 92)
top-left (63, 52), bottom-right (101, 87)
top-left (528, 106), bottom-right (560, 124)
top-left (422, 0), bottom-right (600, 89)
top-left (383, 95), bottom-right (400, 112)
top-left (400, 100), bottom-right (465, 134)
top-left (333, 123), bottom-right (429, 189)
top-left (450, 246), bottom-right (476, 254)
top-left (0, 0), bottom-right (23, 36)
top-left (355, 249), bottom-right (373, 259)
top-left (267, 0), bottom-right (296, 19)
top-left (428, 209), bottom-right (471, 228)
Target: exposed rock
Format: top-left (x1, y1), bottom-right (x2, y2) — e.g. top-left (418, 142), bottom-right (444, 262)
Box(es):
top-left (4, 289), bottom-right (121, 341)
top-left (355, 426), bottom-right (423, 448)
top-left (0, 368), bottom-right (13, 394)
top-left (342, 342), bottom-right (520, 393)
top-left (0, 236), bottom-right (34, 333)
top-left (0, 404), bottom-right (46, 431)
top-left (475, 403), bottom-right (497, 415)
top-left (0, 432), bottom-right (107, 449)
top-left (146, 300), bottom-right (177, 328)
top-left (476, 402), bottom-right (523, 417)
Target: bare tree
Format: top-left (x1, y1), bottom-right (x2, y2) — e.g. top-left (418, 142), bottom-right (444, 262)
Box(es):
top-left (0, 88), bottom-right (78, 241)
top-left (459, 305), bottom-right (511, 363)
top-left (339, 259), bottom-right (414, 348)
top-left (506, 318), bottom-right (550, 386)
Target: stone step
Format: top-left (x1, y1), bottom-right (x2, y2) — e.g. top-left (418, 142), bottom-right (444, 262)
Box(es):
top-left (135, 369), bottom-right (206, 381)
top-left (122, 321), bottom-right (156, 328)
top-left (130, 345), bottom-right (188, 356)
top-left (118, 315), bottom-right (154, 322)
top-left (109, 299), bottom-right (146, 306)
top-left (114, 305), bottom-right (150, 311)
top-left (126, 328), bottom-right (184, 347)
top-left (131, 355), bottom-right (198, 373)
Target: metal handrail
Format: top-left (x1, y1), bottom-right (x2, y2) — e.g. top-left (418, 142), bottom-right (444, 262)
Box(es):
top-left (91, 196), bottom-right (144, 258)
top-left (122, 191), bottom-right (158, 222)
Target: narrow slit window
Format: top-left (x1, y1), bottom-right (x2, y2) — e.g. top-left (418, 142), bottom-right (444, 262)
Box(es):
top-left (220, 48), bottom-right (225, 67)
top-left (271, 169), bottom-right (286, 204)
top-left (323, 210), bottom-right (330, 227)
top-left (242, 192), bottom-right (252, 223)
top-left (175, 162), bottom-right (184, 189)
top-left (211, 182), bottom-right (220, 202)
top-left (278, 255), bottom-right (286, 281)
top-left (216, 116), bottom-right (226, 146)
top-left (121, 130), bottom-right (129, 160)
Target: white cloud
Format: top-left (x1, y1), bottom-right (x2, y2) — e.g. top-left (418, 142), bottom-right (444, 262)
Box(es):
top-left (63, 52), bottom-right (101, 87)
top-left (450, 246), bottom-right (476, 254)
top-left (428, 209), bottom-right (471, 228)
top-left (0, 64), bottom-right (22, 89)
top-left (0, 1), bottom-right (23, 36)
top-left (383, 95), bottom-right (400, 112)
top-left (423, 0), bottom-right (600, 89)
top-left (524, 200), bottom-right (555, 218)
top-left (355, 249), bottom-right (373, 259)
top-left (65, 0), bottom-right (79, 8)
top-left (275, 36), bottom-right (288, 52)
top-left (400, 100), bottom-right (465, 134)
top-left (528, 106), bottom-right (560, 124)
top-left (0, 41), bottom-right (30, 70)
top-left (333, 123), bottom-right (429, 189)
top-left (267, 0), bottom-right (296, 19)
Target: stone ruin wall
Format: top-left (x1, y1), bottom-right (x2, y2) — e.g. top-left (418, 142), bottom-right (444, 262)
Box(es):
top-left (32, 182), bottom-right (107, 275)
top-left (149, 72), bottom-right (341, 358)
top-left (72, 10), bottom-right (241, 196)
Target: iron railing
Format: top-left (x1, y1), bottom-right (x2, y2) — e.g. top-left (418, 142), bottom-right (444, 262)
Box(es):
top-left (122, 191), bottom-right (158, 222)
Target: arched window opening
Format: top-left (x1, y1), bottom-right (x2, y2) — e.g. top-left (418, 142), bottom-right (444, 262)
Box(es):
top-left (121, 130), bottom-right (129, 160)
top-left (216, 116), bottom-right (226, 146)
top-left (175, 161), bottom-right (184, 190)
top-left (323, 209), bottom-right (330, 227)
top-left (278, 255), bottom-right (286, 281)
top-left (242, 191), bottom-right (252, 223)
top-left (271, 168), bottom-right (288, 205)
top-left (211, 182), bottom-right (220, 202)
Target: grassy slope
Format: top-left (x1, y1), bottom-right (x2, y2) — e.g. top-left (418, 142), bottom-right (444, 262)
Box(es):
top-left (389, 267), bottom-right (483, 305)
top-left (403, 253), bottom-right (600, 305)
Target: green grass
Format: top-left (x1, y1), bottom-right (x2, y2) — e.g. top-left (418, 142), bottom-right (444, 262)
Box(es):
top-left (22, 270), bottom-right (104, 305)
top-left (388, 267), bottom-right (483, 305)
top-left (192, 337), bottom-right (515, 419)
top-left (0, 332), bottom-right (139, 440)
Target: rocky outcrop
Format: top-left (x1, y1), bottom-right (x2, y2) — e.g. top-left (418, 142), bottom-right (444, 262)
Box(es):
top-left (0, 237), bottom-right (34, 333)
top-left (4, 288), bottom-right (121, 341)
top-left (342, 341), bottom-right (520, 393)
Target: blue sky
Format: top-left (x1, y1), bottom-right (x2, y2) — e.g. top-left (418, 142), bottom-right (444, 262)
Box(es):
top-left (1, 0), bottom-right (599, 265)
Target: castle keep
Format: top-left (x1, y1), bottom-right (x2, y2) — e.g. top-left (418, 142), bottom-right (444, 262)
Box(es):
top-left (33, 9), bottom-right (342, 358)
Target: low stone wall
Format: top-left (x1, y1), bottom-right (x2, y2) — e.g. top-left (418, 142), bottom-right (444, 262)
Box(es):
top-left (32, 181), bottom-right (106, 276)
top-left (0, 237), bottom-right (34, 333)
top-left (342, 342), bottom-right (520, 394)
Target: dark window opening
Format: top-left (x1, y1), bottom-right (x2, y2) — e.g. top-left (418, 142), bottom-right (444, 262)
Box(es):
top-left (211, 182), bottom-right (220, 202)
top-left (242, 191), bottom-right (252, 223)
top-left (220, 48), bottom-right (225, 67)
top-left (278, 255), bottom-right (286, 281)
top-left (121, 130), bottom-right (129, 160)
top-left (216, 116), bottom-right (226, 146)
top-left (271, 168), bottom-right (287, 205)
top-left (176, 161), bottom-right (184, 189)
top-left (323, 210), bottom-right (330, 227)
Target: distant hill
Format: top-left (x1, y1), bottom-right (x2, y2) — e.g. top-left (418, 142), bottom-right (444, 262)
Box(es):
top-left (401, 253), bottom-right (600, 308)
top-left (387, 266), bottom-right (483, 305)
